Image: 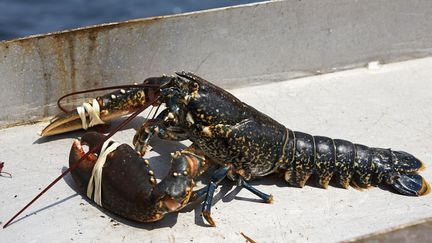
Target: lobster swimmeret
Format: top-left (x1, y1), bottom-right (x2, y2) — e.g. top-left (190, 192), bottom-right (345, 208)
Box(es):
top-left (40, 72), bottom-right (430, 226)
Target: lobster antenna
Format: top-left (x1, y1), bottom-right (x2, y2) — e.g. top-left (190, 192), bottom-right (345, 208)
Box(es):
top-left (57, 84), bottom-right (161, 113)
top-left (2, 95), bottom-right (160, 229)
top-left (144, 105), bottom-right (155, 121)
top-left (152, 102), bottom-right (162, 120)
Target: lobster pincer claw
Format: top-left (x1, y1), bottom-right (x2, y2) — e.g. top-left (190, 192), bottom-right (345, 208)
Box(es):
top-left (40, 87), bottom-right (149, 137)
top-left (39, 75), bottom-right (177, 137)
top-left (69, 131), bottom-right (208, 223)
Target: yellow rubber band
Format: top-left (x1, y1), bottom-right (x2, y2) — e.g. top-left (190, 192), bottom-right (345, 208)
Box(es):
top-left (86, 139), bottom-right (121, 206)
top-left (77, 99), bottom-right (105, 130)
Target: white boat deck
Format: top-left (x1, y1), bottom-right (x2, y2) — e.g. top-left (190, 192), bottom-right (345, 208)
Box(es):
top-left (1, 58), bottom-right (432, 242)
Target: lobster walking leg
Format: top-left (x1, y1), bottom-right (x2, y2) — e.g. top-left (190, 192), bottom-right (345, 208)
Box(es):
top-left (281, 130), bottom-right (430, 196)
top-left (200, 166), bottom-right (273, 227)
top-left (239, 178), bottom-right (273, 203)
top-left (201, 166), bottom-right (230, 227)
top-left (69, 132), bottom-right (209, 222)
top-left (133, 109), bottom-right (189, 155)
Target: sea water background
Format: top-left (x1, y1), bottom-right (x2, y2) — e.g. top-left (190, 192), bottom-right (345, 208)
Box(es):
top-left (0, 0), bottom-right (262, 41)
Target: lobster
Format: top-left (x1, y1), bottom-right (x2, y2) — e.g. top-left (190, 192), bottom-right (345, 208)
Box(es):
top-left (7, 72), bottom-right (430, 228)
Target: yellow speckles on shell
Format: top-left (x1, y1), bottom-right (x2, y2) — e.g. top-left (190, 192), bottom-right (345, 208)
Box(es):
top-left (202, 126), bottom-right (212, 137)
top-left (157, 200), bottom-right (163, 208)
top-left (184, 94), bottom-right (191, 103)
top-left (191, 90), bottom-right (200, 98)
top-left (167, 112), bottom-right (175, 120)
top-left (171, 151), bottom-right (181, 159)
top-left (225, 130), bottom-right (232, 137)
top-left (284, 171), bottom-right (292, 182)
top-left (186, 112), bottom-right (195, 124)
top-left (137, 90), bottom-right (145, 99)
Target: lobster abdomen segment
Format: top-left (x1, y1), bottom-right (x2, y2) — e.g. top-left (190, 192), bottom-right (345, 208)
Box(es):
top-left (282, 130), bottom-right (430, 196)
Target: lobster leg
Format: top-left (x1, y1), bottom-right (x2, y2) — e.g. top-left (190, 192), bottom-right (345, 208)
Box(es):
top-left (201, 166), bottom-right (274, 227)
top-left (201, 166), bottom-right (230, 227)
top-left (239, 178), bottom-right (273, 203)
top-left (133, 109), bottom-right (189, 155)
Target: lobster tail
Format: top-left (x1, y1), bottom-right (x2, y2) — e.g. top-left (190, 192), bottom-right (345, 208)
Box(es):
top-left (391, 150), bottom-right (425, 172)
top-left (281, 130), bottom-right (430, 196)
top-left (357, 147), bottom-right (430, 196)
top-left (390, 174), bottom-right (430, 196)
top-left (381, 150), bottom-right (430, 196)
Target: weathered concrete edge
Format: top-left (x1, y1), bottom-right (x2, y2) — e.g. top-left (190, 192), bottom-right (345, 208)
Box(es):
top-left (0, 0), bottom-right (431, 127)
top-left (343, 217), bottom-right (432, 242)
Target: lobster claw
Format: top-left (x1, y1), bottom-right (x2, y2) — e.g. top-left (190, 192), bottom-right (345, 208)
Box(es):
top-left (39, 75), bottom-right (175, 137)
top-left (69, 131), bottom-right (162, 222)
top-left (39, 92), bottom-right (134, 137)
top-left (69, 131), bottom-right (207, 223)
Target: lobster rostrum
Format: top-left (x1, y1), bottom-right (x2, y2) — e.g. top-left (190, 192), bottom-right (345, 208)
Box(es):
top-left (37, 72), bottom-right (430, 227)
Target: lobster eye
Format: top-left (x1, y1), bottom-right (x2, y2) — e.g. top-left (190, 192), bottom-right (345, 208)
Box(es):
top-left (190, 82), bottom-right (199, 91)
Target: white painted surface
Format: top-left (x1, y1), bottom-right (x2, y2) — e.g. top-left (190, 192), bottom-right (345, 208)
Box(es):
top-left (1, 58), bottom-right (432, 242)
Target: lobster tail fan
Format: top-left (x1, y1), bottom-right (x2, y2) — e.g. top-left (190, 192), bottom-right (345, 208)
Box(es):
top-left (388, 150), bottom-right (429, 196)
top-left (392, 151), bottom-right (425, 172)
top-left (391, 174), bottom-right (430, 196)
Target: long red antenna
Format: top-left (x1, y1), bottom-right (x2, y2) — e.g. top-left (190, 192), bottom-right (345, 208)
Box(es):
top-left (2, 95), bottom-right (160, 229)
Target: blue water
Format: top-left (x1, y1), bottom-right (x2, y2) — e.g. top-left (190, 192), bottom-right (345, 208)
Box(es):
top-left (0, 0), bottom-right (263, 41)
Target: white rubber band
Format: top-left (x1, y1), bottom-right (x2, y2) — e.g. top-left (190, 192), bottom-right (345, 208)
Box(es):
top-left (77, 99), bottom-right (105, 130)
top-left (86, 139), bottom-right (121, 206)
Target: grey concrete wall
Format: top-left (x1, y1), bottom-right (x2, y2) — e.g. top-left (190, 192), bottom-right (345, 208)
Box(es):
top-left (1, 0), bottom-right (432, 127)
